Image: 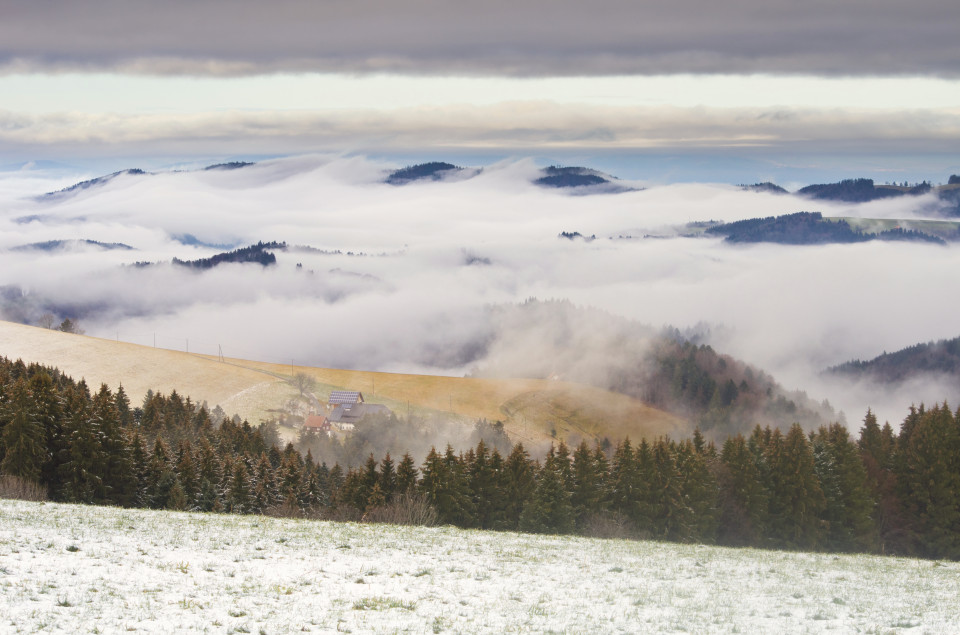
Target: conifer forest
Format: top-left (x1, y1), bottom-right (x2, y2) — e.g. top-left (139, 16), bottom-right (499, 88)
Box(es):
top-left (2, 355), bottom-right (959, 561)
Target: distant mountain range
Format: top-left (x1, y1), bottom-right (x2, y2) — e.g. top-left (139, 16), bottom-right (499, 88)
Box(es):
top-left (37, 160), bottom-right (960, 206)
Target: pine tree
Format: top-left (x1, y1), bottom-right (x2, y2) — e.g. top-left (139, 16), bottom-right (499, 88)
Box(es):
top-left (570, 441), bottom-right (604, 529)
top-left (898, 404), bottom-right (960, 559)
top-left (378, 453), bottom-right (397, 502)
top-left (0, 379), bottom-right (46, 485)
top-left (225, 459), bottom-right (253, 514)
top-left (718, 434), bottom-right (769, 545)
top-left (91, 384), bottom-right (136, 506)
top-left (251, 453), bottom-right (279, 513)
top-left (648, 439), bottom-right (691, 541)
top-left (767, 424), bottom-right (825, 549)
top-left (609, 438), bottom-right (639, 524)
top-left (501, 444), bottom-right (535, 530)
top-left (144, 436), bottom-right (176, 509)
top-left (676, 439), bottom-right (718, 542)
top-left (166, 478), bottom-right (188, 511)
top-left (57, 385), bottom-right (102, 504)
top-left (468, 440), bottom-right (500, 529)
top-left (396, 453), bottom-right (418, 495)
top-left (519, 450), bottom-right (574, 534)
top-left (30, 371), bottom-right (64, 495)
top-left (811, 423), bottom-right (877, 552)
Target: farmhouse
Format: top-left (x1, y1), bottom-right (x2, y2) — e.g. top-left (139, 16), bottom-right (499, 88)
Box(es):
top-left (303, 414), bottom-right (330, 433)
top-left (327, 402), bottom-right (391, 430)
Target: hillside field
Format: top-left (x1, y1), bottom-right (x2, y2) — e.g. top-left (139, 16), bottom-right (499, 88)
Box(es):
top-left (0, 320), bottom-right (683, 445)
top-left (2, 500), bottom-right (958, 633)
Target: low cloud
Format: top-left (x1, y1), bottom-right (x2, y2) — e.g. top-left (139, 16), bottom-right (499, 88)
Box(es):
top-left (1, 156), bottom-right (959, 427)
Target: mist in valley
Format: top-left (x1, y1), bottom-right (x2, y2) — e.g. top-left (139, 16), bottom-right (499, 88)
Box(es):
top-left (1, 155), bottom-right (958, 430)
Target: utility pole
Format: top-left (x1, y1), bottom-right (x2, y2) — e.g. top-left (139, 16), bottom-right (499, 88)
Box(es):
top-left (186, 338), bottom-right (189, 354)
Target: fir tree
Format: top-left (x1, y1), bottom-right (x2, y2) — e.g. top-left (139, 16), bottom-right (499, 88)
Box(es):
top-left (570, 441), bottom-right (604, 529)
top-left (468, 440), bottom-right (501, 529)
top-left (0, 379), bottom-right (46, 484)
top-left (648, 439), bottom-right (691, 541)
top-left (767, 424), bottom-right (825, 549)
top-left (811, 423), bottom-right (877, 552)
top-left (378, 453), bottom-right (397, 502)
top-left (718, 434), bottom-right (769, 545)
top-left (396, 453), bottom-right (418, 495)
top-left (676, 439), bottom-right (719, 542)
top-left (898, 404), bottom-right (960, 559)
top-left (501, 444), bottom-right (535, 530)
top-left (225, 459), bottom-right (252, 514)
top-left (519, 450), bottom-right (574, 534)
top-left (57, 384), bottom-right (102, 503)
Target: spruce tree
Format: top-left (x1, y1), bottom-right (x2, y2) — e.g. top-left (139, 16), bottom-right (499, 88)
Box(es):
top-left (812, 423), bottom-right (877, 552)
top-left (91, 384), bottom-right (136, 506)
top-left (570, 441), bottom-right (604, 529)
top-left (609, 439), bottom-right (639, 525)
top-left (468, 440), bottom-right (500, 529)
top-left (501, 444), bottom-right (535, 530)
top-left (676, 439), bottom-right (719, 542)
top-left (898, 404), bottom-right (960, 559)
top-left (648, 439), bottom-right (691, 541)
top-left (0, 379), bottom-right (46, 485)
top-left (519, 450), bottom-right (574, 534)
top-left (225, 459), bottom-right (252, 514)
top-left (30, 371), bottom-right (64, 494)
top-left (57, 385), bottom-right (102, 504)
top-left (396, 453), bottom-right (419, 495)
top-left (767, 424), bottom-right (825, 549)
top-left (378, 453), bottom-right (397, 502)
top-left (718, 434), bottom-right (769, 545)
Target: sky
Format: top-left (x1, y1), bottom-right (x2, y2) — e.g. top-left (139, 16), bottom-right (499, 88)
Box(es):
top-left (1, 0), bottom-right (959, 182)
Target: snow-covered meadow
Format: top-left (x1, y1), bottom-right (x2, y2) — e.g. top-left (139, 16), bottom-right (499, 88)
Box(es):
top-left (1, 500), bottom-right (958, 633)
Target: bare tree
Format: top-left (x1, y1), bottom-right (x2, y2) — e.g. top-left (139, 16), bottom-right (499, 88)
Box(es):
top-left (37, 313), bottom-right (55, 329)
top-left (291, 372), bottom-right (317, 398)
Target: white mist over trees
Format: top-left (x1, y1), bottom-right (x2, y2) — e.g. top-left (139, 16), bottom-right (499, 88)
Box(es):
top-left (1, 156), bottom-right (959, 424)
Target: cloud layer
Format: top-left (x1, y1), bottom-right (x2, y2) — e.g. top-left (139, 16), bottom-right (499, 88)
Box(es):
top-left (2, 155), bottom-right (959, 427)
top-left (2, 0), bottom-right (958, 77)
top-left (3, 103), bottom-right (959, 163)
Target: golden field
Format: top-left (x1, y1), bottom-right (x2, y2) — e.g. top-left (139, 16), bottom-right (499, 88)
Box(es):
top-left (0, 320), bottom-right (684, 444)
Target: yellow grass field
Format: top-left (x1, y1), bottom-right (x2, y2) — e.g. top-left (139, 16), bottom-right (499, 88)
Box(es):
top-left (0, 320), bottom-right (685, 444)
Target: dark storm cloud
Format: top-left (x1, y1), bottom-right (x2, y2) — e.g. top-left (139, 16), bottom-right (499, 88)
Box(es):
top-left (1, 0), bottom-right (958, 76)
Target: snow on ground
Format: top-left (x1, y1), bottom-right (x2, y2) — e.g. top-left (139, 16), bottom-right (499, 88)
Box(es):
top-left (1, 500), bottom-right (958, 634)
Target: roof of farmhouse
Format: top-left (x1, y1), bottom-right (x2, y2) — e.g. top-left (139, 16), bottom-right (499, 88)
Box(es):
top-left (328, 390), bottom-right (364, 405)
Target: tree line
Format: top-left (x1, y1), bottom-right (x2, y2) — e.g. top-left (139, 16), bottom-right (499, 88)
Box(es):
top-left (1, 355), bottom-right (958, 560)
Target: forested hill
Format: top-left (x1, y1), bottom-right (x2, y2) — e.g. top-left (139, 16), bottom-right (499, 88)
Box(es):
top-left (386, 162), bottom-right (465, 185)
top-left (705, 212), bottom-right (947, 245)
top-left (796, 178), bottom-right (916, 203)
top-left (2, 354), bottom-right (960, 560)
top-left (472, 300), bottom-right (834, 436)
top-left (827, 336), bottom-right (960, 384)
